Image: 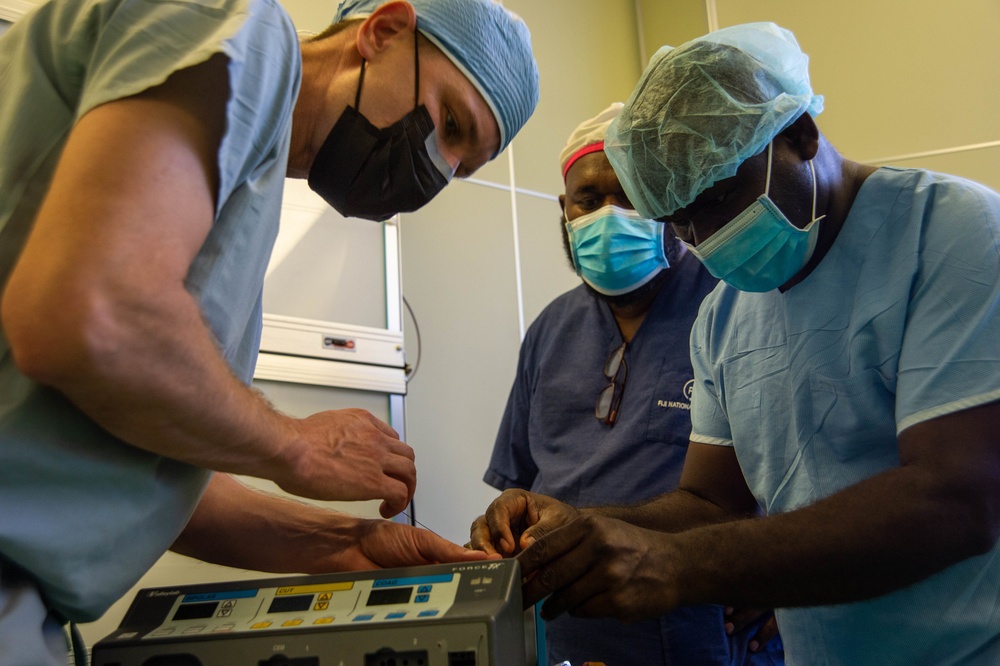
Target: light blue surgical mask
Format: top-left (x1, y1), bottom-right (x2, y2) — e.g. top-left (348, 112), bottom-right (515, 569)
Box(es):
top-left (566, 205), bottom-right (670, 296)
top-left (685, 142), bottom-right (825, 292)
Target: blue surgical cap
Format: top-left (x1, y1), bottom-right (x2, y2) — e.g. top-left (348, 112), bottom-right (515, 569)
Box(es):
top-left (605, 22), bottom-right (824, 219)
top-left (333, 0), bottom-right (540, 156)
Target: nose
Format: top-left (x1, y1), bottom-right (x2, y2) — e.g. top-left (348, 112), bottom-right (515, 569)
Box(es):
top-left (439, 144), bottom-right (461, 174)
top-left (691, 220), bottom-right (728, 247)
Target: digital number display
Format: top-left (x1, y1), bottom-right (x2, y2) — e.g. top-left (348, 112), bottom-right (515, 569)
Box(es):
top-left (267, 595), bottom-right (314, 614)
top-left (367, 587), bottom-right (413, 606)
top-left (173, 602), bottom-right (218, 621)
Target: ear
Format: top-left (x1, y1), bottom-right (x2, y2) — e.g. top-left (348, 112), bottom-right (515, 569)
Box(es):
top-left (356, 1), bottom-right (417, 61)
top-left (558, 194), bottom-right (566, 213)
top-left (777, 112), bottom-right (820, 161)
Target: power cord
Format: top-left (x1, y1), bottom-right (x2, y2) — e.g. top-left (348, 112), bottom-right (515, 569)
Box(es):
top-left (403, 295), bottom-right (421, 383)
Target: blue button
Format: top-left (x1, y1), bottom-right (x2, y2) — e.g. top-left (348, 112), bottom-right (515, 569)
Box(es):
top-left (418, 610), bottom-right (438, 617)
top-left (352, 615), bottom-right (374, 622)
top-left (415, 595), bottom-right (429, 603)
top-left (386, 612), bottom-right (406, 619)
top-left (417, 585), bottom-right (432, 594)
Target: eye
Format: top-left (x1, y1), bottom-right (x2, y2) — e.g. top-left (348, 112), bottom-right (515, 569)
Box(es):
top-left (443, 110), bottom-right (459, 139)
top-left (669, 219), bottom-right (693, 243)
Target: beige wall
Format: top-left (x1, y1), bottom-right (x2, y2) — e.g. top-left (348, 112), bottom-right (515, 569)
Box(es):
top-left (638, 0), bottom-right (707, 61)
top-left (713, 0), bottom-right (1000, 189)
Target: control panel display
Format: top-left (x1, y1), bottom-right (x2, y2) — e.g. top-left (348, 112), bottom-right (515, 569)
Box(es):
top-left (267, 595), bottom-right (313, 614)
top-left (367, 587), bottom-right (413, 606)
top-left (171, 602), bottom-right (217, 621)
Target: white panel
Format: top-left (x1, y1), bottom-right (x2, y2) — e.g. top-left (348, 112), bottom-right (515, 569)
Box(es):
top-left (264, 178), bottom-right (388, 329)
top-left (254, 352), bottom-right (407, 394)
top-left (259, 314), bottom-right (405, 369)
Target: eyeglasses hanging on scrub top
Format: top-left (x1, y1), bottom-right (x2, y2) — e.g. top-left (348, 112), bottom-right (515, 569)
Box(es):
top-left (595, 342), bottom-right (628, 426)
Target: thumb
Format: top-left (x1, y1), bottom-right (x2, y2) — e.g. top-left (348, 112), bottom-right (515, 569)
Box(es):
top-left (519, 522), bottom-right (556, 550)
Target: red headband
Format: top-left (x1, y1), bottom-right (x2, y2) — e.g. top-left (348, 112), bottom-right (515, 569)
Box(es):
top-left (562, 141), bottom-right (605, 181)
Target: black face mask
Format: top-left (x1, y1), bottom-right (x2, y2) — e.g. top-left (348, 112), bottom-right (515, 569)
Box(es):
top-left (307, 29), bottom-right (454, 222)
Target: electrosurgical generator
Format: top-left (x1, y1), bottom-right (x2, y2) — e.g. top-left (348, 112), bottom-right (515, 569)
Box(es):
top-left (92, 559), bottom-right (532, 666)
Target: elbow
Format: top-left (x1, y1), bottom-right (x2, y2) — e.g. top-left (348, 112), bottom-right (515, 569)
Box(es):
top-left (937, 477), bottom-right (1000, 561)
top-left (2, 284), bottom-right (120, 386)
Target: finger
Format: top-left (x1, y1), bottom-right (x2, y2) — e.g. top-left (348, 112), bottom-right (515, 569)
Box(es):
top-left (725, 606), bottom-right (766, 634)
top-left (750, 615), bottom-right (779, 653)
top-left (380, 453), bottom-right (417, 506)
top-left (356, 408), bottom-right (403, 441)
top-left (539, 564), bottom-right (610, 620)
top-left (516, 524), bottom-right (589, 606)
top-left (518, 519), bottom-right (559, 550)
top-left (381, 434), bottom-right (415, 461)
top-left (468, 516), bottom-right (503, 557)
top-left (485, 493), bottom-right (526, 555)
top-left (377, 478), bottom-right (411, 518)
top-left (414, 531), bottom-right (492, 564)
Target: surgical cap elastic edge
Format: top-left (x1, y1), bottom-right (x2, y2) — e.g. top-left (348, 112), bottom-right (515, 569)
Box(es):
top-left (333, 0), bottom-right (540, 157)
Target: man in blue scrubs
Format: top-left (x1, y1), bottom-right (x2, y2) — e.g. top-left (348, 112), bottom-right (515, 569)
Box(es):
top-left (485, 105), bottom-right (782, 664)
top-left (472, 23), bottom-right (1000, 665)
top-left (0, 0), bottom-right (538, 663)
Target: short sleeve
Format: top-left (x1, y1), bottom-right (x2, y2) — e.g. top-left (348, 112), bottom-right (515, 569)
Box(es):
top-left (895, 177), bottom-right (1000, 433)
top-left (688, 292), bottom-right (735, 446)
top-left (75, 0), bottom-right (299, 209)
top-left (484, 336), bottom-right (539, 490)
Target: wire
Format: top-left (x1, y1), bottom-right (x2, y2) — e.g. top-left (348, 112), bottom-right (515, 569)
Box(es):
top-left (70, 622), bottom-right (88, 666)
top-left (403, 295), bottom-right (421, 383)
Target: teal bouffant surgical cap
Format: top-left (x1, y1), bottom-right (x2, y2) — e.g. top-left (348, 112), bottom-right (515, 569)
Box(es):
top-left (333, 0), bottom-right (540, 157)
top-left (605, 22), bottom-right (824, 219)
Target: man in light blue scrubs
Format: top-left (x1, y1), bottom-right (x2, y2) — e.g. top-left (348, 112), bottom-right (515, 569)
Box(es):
top-left (0, 0), bottom-right (538, 663)
top-left (471, 22), bottom-right (1000, 665)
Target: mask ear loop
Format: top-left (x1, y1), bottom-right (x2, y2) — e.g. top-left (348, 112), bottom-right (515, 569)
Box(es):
top-left (809, 159), bottom-right (824, 222)
top-left (763, 140), bottom-right (774, 197)
top-left (355, 24), bottom-right (419, 111)
top-left (354, 59), bottom-right (366, 109)
top-left (413, 23), bottom-right (420, 109)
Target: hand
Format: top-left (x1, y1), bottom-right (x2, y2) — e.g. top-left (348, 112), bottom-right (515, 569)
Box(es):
top-left (326, 519), bottom-right (497, 571)
top-left (516, 514), bottom-right (680, 622)
top-left (275, 408), bottom-right (416, 518)
top-left (469, 489), bottom-right (580, 556)
top-left (725, 606), bottom-right (780, 653)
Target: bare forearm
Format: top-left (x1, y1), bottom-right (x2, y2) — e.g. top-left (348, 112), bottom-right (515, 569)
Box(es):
top-left (586, 488), bottom-right (743, 532)
top-left (670, 466), bottom-right (996, 609)
top-left (173, 475), bottom-right (361, 573)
